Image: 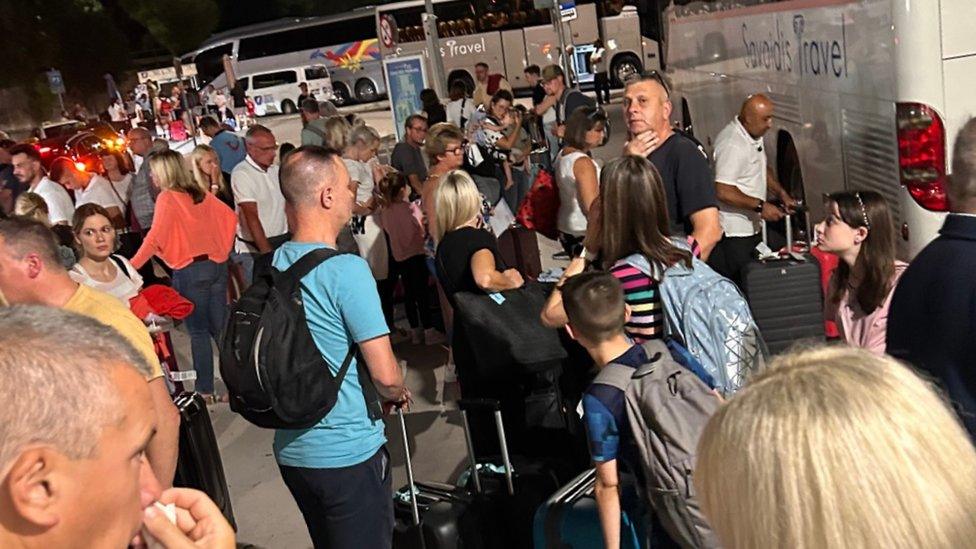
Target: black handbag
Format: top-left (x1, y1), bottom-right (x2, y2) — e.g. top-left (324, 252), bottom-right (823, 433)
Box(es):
top-left (451, 281), bottom-right (567, 377)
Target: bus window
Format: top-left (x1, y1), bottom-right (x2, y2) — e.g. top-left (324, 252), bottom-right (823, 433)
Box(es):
top-left (304, 66), bottom-right (329, 81)
top-left (328, 15), bottom-right (377, 44)
top-left (195, 43), bottom-right (233, 86)
top-left (253, 70), bottom-right (298, 90)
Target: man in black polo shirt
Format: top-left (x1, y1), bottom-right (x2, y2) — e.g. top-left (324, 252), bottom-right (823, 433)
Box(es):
top-left (622, 75), bottom-right (722, 259)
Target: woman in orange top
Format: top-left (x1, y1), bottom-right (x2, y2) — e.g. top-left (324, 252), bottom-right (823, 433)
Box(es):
top-left (130, 150), bottom-right (237, 400)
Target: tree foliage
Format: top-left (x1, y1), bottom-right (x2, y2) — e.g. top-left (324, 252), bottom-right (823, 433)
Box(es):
top-left (117, 0), bottom-right (219, 55)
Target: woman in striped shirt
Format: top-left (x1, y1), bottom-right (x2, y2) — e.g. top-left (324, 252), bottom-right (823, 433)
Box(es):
top-left (542, 155), bottom-right (691, 343)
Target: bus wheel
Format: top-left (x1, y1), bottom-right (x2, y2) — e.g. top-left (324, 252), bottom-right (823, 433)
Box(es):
top-left (332, 84), bottom-right (351, 106)
top-left (611, 54), bottom-right (642, 87)
top-left (356, 79), bottom-right (379, 102)
top-left (281, 99), bottom-right (297, 115)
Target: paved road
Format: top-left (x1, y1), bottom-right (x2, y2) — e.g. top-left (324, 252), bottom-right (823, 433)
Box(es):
top-left (182, 94), bottom-right (628, 547)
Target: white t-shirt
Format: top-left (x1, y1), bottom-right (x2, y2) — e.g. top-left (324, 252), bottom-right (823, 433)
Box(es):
top-left (343, 158), bottom-right (375, 205)
top-left (231, 155), bottom-right (288, 253)
top-left (31, 177), bottom-right (75, 224)
top-left (69, 255), bottom-right (143, 304)
top-left (108, 173), bottom-right (132, 204)
top-left (446, 97), bottom-right (475, 129)
top-left (76, 174), bottom-right (125, 212)
top-left (556, 151), bottom-right (599, 236)
top-left (713, 117), bottom-right (767, 237)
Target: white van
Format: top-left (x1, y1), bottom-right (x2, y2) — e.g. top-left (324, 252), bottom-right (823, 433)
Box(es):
top-left (212, 63), bottom-right (334, 116)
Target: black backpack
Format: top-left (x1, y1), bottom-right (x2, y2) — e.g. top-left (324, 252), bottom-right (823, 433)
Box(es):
top-left (219, 247), bottom-right (373, 429)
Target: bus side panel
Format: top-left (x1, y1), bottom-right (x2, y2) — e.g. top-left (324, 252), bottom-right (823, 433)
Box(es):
top-left (523, 25), bottom-right (564, 77)
top-left (501, 28), bottom-right (529, 88)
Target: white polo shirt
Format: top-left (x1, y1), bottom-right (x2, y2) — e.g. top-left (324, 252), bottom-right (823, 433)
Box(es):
top-left (231, 155), bottom-right (288, 253)
top-left (75, 174), bottom-right (125, 212)
top-left (714, 117), bottom-right (767, 237)
top-left (30, 177), bottom-right (75, 225)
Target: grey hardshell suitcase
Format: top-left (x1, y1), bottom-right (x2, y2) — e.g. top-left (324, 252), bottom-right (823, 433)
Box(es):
top-left (741, 215), bottom-right (825, 355)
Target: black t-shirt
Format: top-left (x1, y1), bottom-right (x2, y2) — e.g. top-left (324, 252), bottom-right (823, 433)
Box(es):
top-left (648, 133), bottom-right (718, 236)
top-left (435, 227), bottom-right (504, 302)
top-left (531, 83), bottom-right (546, 106)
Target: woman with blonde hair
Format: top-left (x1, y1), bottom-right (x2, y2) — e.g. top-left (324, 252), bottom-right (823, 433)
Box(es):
top-left (322, 115), bottom-right (352, 150)
top-left (696, 345), bottom-right (976, 549)
top-left (190, 144), bottom-right (233, 208)
top-left (130, 149), bottom-right (237, 402)
top-left (433, 169), bottom-right (523, 420)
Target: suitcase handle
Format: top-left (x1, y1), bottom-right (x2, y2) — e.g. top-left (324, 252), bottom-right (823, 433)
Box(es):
top-left (458, 399), bottom-right (515, 496)
top-left (396, 408), bottom-right (422, 527)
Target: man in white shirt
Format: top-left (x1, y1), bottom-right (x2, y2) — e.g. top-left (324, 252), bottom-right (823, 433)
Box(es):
top-left (230, 124), bottom-right (289, 284)
top-left (49, 158), bottom-right (124, 226)
top-left (9, 144), bottom-right (74, 224)
top-left (708, 94), bottom-right (796, 287)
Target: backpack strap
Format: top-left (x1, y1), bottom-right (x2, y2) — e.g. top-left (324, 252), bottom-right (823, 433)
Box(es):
top-left (109, 254), bottom-right (133, 280)
top-left (592, 362), bottom-right (635, 391)
top-left (275, 247), bottom-right (342, 294)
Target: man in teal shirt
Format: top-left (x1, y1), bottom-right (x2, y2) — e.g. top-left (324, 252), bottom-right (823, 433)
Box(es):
top-left (273, 145), bottom-right (411, 548)
top-left (200, 116), bottom-right (246, 179)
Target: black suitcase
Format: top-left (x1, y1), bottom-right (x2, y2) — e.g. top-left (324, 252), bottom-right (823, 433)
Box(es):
top-left (455, 399), bottom-right (563, 549)
top-left (172, 392), bottom-right (237, 530)
top-left (392, 408), bottom-right (494, 549)
top-left (741, 216), bottom-right (825, 355)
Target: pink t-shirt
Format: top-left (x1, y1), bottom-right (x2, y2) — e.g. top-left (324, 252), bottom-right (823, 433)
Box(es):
top-left (377, 201), bottom-right (426, 262)
top-left (825, 261), bottom-right (908, 356)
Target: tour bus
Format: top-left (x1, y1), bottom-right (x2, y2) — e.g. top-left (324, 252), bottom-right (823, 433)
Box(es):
top-left (663, 0), bottom-right (976, 258)
top-left (182, 8), bottom-right (385, 105)
top-left (374, 0), bottom-right (662, 93)
top-left (209, 61), bottom-right (334, 116)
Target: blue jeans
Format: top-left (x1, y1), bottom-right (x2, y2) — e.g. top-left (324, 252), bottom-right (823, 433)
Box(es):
top-left (503, 168), bottom-right (531, 213)
top-left (172, 260), bottom-right (229, 394)
top-left (231, 251), bottom-right (255, 287)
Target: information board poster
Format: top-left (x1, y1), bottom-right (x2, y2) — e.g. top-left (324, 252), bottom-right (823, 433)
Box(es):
top-left (383, 55), bottom-right (428, 142)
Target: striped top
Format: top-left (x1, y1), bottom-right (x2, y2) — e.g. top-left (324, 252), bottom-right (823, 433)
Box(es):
top-left (610, 261), bottom-right (664, 343)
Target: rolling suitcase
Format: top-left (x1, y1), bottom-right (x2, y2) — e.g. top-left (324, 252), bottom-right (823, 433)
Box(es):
top-left (393, 408), bottom-right (494, 549)
top-left (741, 215), bottom-right (825, 355)
top-left (497, 227), bottom-right (542, 280)
top-left (533, 468), bottom-right (645, 549)
top-left (172, 392), bottom-right (237, 530)
top-left (454, 399), bottom-right (563, 549)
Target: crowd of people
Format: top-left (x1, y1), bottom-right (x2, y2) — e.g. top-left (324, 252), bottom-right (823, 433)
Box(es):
top-left (0, 57), bottom-right (975, 549)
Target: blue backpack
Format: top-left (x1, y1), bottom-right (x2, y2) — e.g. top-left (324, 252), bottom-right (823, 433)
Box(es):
top-left (620, 248), bottom-right (766, 394)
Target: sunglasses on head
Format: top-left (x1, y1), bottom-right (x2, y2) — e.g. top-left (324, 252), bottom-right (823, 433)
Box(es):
top-left (625, 70), bottom-right (671, 97)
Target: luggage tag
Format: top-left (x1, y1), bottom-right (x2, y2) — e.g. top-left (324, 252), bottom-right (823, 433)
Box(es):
top-left (489, 292), bottom-right (506, 305)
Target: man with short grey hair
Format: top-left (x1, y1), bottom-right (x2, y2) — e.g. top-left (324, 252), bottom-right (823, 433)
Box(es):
top-left (230, 124), bottom-right (289, 283)
top-left (888, 116), bottom-right (976, 439)
top-left (0, 217), bottom-right (180, 486)
top-left (272, 145), bottom-right (410, 548)
top-left (0, 306), bottom-right (235, 548)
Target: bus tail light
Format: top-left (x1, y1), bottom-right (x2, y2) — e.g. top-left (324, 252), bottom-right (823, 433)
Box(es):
top-left (897, 103), bottom-right (948, 211)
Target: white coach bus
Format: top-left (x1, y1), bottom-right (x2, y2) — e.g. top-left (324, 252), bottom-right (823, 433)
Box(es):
top-left (376, 0), bottom-right (660, 93)
top-left (664, 0), bottom-right (976, 258)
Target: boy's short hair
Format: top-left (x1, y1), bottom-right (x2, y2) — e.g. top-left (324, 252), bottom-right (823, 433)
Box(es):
top-left (562, 271), bottom-right (626, 343)
top-left (524, 65), bottom-right (541, 76)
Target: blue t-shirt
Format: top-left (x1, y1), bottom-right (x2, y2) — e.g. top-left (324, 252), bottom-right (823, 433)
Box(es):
top-left (582, 344), bottom-right (648, 466)
top-left (210, 130), bottom-right (247, 174)
top-left (271, 242), bottom-right (390, 468)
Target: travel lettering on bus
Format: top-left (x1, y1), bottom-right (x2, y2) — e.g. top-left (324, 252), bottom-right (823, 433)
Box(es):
top-left (438, 38), bottom-right (487, 57)
top-left (741, 14), bottom-right (848, 78)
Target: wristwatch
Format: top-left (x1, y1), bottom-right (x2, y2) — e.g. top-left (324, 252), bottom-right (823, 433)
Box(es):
top-left (754, 199), bottom-right (765, 213)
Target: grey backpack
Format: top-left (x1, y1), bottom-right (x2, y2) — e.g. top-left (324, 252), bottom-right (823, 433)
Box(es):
top-left (593, 339), bottom-right (720, 548)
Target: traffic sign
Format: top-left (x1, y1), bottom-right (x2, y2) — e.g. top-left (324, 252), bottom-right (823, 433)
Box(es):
top-left (380, 14), bottom-right (397, 49)
top-left (46, 70), bottom-right (65, 95)
top-left (559, 0), bottom-right (577, 22)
